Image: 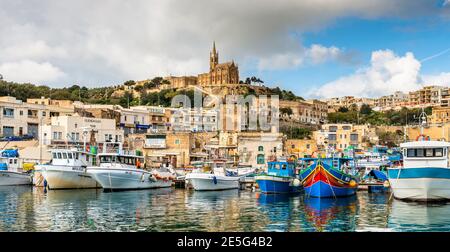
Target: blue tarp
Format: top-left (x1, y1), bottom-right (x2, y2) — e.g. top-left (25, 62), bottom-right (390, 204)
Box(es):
top-left (369, 170), bottom-right (388, 181)
top-left (1, 149), bottom-right (19, 158)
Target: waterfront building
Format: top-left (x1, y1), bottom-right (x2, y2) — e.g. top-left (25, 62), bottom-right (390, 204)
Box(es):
top-left (405, 123), bottom-right (450, 142)
top-left (40, 115), bottom-right (124, 146)
top-left (0, 96), bottom-right (74, 138)
top-left (317, 124), bottom-right (370, 150)
top-left (27, 97), bottom-right (75, 109)
top-left (236, 132), bottom-right (284, 169)
top-left (285, 139), bottom-right (318, 158)
top-left (140, 132), bottom-right (213, 168)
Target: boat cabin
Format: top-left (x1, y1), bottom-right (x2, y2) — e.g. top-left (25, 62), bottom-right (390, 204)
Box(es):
top-left (0, 150), bottom-right (21, 172)
top-left (400, 141), bottom-right (450, 168)
top-left (267, 161), bottom-right (296, 177)
top-left (50, 149), bottom-right (96, 167)
top-left (98, 153), bottom-right (145, 168)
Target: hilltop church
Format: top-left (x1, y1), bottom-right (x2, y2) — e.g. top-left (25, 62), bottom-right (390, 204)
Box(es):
top-left (165, 42), bottom-right (240, 88)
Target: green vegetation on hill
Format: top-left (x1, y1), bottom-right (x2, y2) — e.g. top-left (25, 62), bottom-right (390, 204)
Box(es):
top-left (328, 104), bottom-right (432, 126)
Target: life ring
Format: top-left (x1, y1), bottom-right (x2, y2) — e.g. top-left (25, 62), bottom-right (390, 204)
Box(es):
top-left (416, 134), bottom-right (430, 141)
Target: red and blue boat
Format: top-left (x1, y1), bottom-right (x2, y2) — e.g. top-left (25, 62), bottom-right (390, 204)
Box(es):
top-left (255, 159), bottom-right (302, 194)
top-left (299, 158), bottom-right (358, 198)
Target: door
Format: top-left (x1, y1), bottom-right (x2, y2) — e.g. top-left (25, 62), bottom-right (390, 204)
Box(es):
top-left (2, 126), bottom-right (14, 137)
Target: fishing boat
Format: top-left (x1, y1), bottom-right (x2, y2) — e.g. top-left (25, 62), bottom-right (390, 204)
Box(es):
top-left (87, 143), bottom-right (174, 191)
top-left (387, 109), bottom-right (450, 201)
top-left (255, 158), bottom-right (302, 194)
top-left (0, 149), bottom-right (32, 186)
top-left (299, 157), bottom-right (358, 198)
top-left (360, 168), bottom-right (389, 193)
top-left (387, 140), bottom-right (450, 201)
top-left (185, 159), bottom-right (240, 191)
top-left (36, 147), bottom-right (100, 189)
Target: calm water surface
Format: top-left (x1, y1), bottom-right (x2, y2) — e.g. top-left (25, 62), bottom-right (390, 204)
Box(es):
top-left (1, 186), bottom-right (450, 232)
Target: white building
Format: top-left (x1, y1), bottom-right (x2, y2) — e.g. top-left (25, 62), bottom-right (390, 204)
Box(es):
top-left (0, 96), bottom-right (73, 138)
top-left (169, 108), bottom-right (218, 132)
top-left (40, 115), bottom-right (124, 146)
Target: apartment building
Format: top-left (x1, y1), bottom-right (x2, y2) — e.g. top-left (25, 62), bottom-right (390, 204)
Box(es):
top-left (40, 115), bottom-right (123, 146)
top-left (429, 106), bottom-right (450, 124)
top-left (237, 132), bottom-right (284, 169)
top-left (285, 139), bottom-right (318, 158)
top-left (317, 124), bottom-right (364, 150)
top-left (0, 96), bottom-right (74, 138)
top-left (279, 99), bottom-right (327, 124)
top-left (373, 91), bottom-right (409, 109)
top-left (168, 108), bottom-right (218, 132)
top-left (409, 85), bottom-right (446, 107)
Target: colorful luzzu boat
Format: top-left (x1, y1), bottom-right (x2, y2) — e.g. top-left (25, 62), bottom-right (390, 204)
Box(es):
top-left (299, 158), bottom-right (358, 198)
top-left (255, 159), bottom-right (302, 194)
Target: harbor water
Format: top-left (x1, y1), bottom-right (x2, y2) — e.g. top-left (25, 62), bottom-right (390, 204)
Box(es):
top-left (1, 186), bottom-right (450, 232)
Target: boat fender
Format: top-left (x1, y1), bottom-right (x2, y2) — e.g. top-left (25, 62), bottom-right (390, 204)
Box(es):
top-left (141, 173), bottom-right (145, 182)
top-left (43, 179), bottom-right (48, 188)
top-left (293, 179), bottom-right (301, 187)
top-left (383, 180), bottom-right (390, 188)
top-left (149, 175), bottom-right (157, 182)
top-left (213, 176), bottom-right (217, 184)
top-left (349, 180), bottom-right (357, 187)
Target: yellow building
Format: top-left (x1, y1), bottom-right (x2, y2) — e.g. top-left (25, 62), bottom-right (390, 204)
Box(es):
top-left (430, 106), bottom-right (450, 124)
top-left (406, 124), bottom-right (450, 142)
top-left (285, 139), bottom-right (318, 158)
top-left (318, 124), bottom-right (369, 150)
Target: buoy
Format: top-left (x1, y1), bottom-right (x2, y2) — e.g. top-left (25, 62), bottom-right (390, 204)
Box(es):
top-left (383, 180), bottom-right (390, 188)
top-left (349, 180), bottom-right (357, 187)
top-left (293, 178), bottom-right (301, 187)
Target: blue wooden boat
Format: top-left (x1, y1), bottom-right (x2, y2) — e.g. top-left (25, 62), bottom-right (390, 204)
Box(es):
top-left (299, 158), bottom-right (358, 198)
top-left (255, 159), bottom-right (302, 194)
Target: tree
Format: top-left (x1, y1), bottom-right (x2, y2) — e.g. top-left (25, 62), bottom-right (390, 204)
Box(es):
top-left (338, 107), bottom-right (349, 113)
top-left (360, 104), bottom-right (372, 115)
top-left (280, 107), bottom-right (293, 116)
top-left (123, 80), bottom-right (135, 86)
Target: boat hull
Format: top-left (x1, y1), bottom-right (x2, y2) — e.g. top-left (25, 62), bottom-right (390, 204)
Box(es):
top-left (186, 173), bottom-right (239, 191)
top-left (388, 167), bottom-right (450, 201)
top-left (87, 168), bottom-right (172, 190)
top-left (255, 175), bottom-right (301, 194)
top-left (300, 161), bottom-right (358, 198)
top-left (0, 171), bottom-right (32, 186)
top-left (39, 165), bottom-right (100, 189)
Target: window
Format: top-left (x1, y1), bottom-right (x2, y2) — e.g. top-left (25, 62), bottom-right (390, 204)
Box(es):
top-left (435, 148), bottom-right (444, 157)
top-left (57, 153), bottom-right (62, 159)
top-left (306, 144), bottom-right (310, 149)
top-left (42, 111), bottom-right (46, 116)
top-left (328, 134), bottom-right (337, 141)
top-left (416, 149), bottom-right (424, 157)
top-left (291, 145), bottom-right (296, 149)
top-left (175, 139), bottom-right (180, 145)
top-left (258, 146), bottom-right (264, 152)
top-left (426, 148), bottom-right (433, 157)
top-left (68, 153), bottom-right (73, 159)
top-left (3, 108), bottom-right (14, 117)
top-left (20, 110), bottom-right (23, 116)
top-left (62, 153), bottom-right (67, 159)
top-left (52, 153), bottom-right (57, 159)
top-left (75, 153), bottom-right (79, 160)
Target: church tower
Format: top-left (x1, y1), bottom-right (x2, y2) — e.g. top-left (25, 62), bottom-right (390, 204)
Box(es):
top-left (210, 41), bottom-right (219, 71)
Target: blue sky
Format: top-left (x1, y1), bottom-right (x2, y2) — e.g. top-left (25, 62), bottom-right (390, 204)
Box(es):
top-left (246, 15), bottom-right (450, 98)
top-left (0, 0), bottom-right (449, 99)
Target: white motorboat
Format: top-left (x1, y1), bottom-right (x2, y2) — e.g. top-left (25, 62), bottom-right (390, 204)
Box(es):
top-left (186, 160), bottom-right (240, 191)
top-left (87, 143), bottom-right (174, 191)
top-left (0, 149), bottom-right (32, 186)
top-left (35, 148), bottom-right (100, 189)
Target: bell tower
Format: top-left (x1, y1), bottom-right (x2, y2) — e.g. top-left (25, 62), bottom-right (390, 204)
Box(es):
top-left (210, 41), bottom-right (219, 71)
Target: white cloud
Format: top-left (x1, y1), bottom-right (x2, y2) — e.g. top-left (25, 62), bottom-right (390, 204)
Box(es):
top-left (311, 50), bottom-right (424, 98)
top-left (0, 60), bottom-right (65, 84)
top-left (0, 0), bottom-right (438, 86)
top-left (257, 44), bottom-right (346, 70)
top-left (422, 72), bottom-right (450, 86)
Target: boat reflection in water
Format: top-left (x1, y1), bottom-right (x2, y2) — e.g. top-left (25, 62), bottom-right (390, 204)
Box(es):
top-left (301, 196), bottom-right (358, 232)
top-left (255, 192), bottom-right (302, 231)
top-left (388, 199), bottom-right (450, 231)
top-left (0, 186), bottom-right (33, 231)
